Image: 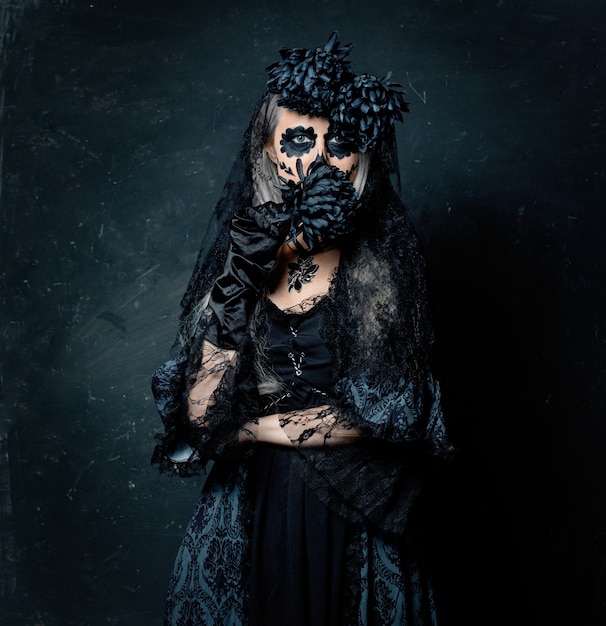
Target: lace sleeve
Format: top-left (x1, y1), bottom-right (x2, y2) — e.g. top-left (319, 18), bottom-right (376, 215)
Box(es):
top-left (252, 377), bottom-right (452, 465)
top-left (187, 340), bottom-right (236, 425)
top-left (151, 334), bottom-right (259, 475)
top-left (332, 372), bottom-right (454, 458)
top-left (278, 374), bottom-right (453, 535)
top-left (280, 405), bottom-right (362, 445)
top-left (251, 372), bottom-right (452, 456)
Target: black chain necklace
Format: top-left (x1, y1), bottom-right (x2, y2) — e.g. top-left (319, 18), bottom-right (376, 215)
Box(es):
top-left (287, 254), bottom-right (319, 292)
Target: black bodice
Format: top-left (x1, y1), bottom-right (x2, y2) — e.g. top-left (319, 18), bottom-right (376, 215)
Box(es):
top-left (263, 297), bottom-right (333, 413)
top-left (249, 297), bottom-right (348, 626)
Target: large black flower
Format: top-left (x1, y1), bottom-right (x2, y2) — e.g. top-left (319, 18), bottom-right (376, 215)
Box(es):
top-left (332, 73), bottom-right (409, 152)
top-left (277, 156), bottom-right (361, 250)
top-left (266, 31), bottom-right (354, 118)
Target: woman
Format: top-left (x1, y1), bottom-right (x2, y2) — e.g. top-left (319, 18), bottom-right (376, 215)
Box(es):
top-left (152, 32), bottom-right (453, 626)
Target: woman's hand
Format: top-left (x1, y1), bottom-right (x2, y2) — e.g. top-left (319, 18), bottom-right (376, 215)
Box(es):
top-left (206, 203), bottom-right (291, 348)
top-left (278, 156), bottom-right (361, 251)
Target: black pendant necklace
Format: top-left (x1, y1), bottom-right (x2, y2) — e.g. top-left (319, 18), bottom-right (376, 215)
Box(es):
top-left (287, 254), bottom-right (319, 292)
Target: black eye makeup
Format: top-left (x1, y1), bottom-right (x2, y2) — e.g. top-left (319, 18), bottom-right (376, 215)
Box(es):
top-left (280, 126), bottom-right (317, 157)
top-left (327, 134), bottom-right (358, 160)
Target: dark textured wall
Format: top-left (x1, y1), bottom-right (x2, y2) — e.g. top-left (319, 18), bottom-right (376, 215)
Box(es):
top-left (0, 1), bottom-right (604, 624)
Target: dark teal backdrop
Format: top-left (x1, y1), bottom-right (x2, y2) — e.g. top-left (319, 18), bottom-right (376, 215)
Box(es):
top-left (0, 1), bottom-right (604, 624)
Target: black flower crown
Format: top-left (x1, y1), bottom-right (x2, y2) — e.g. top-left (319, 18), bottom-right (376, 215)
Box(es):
top-left (266, 32), bottom-right (409, 152)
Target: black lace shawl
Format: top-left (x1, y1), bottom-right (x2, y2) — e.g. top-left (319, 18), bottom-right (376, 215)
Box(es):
top-left (151, 93), bottom-right (453, 535)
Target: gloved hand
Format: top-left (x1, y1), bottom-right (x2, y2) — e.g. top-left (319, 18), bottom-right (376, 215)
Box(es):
top-left (206, 202), bottom-right (291, 348)
top-left (279, 155), bottom-right (361, 251)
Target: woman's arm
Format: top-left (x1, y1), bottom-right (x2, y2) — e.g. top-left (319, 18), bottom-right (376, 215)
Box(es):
top-left (187, 343), bottom-right (366, 448)
top-left (241, 404), bottom-right (363, 447)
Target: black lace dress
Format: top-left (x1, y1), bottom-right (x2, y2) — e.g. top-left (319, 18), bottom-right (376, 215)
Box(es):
top-left (162, 296), bottom-right (439, 625)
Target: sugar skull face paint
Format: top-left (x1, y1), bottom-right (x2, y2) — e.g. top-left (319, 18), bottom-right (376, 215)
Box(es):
top-left (280, 126), bottom-right (317, 158)
top-left (325, 133), bottom-right (357, 160)
top-left (266, 107), bottom-right (359, 183)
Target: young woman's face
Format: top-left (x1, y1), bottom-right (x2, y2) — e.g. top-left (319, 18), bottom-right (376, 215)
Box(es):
top-left (265, 107), bottom-right (359, 182)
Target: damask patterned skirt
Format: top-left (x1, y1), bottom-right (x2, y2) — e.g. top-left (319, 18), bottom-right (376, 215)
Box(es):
top-left (163, 448), bottom-right (439, 626)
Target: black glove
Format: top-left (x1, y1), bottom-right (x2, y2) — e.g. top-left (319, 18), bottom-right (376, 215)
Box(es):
top-left (279, 155), bottom-right (361, 251)
top-left (206, 202), bottom-right (291, 348)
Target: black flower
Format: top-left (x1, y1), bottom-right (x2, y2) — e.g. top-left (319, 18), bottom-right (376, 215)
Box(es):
top-left (266, 31), bottom-right (354, 117)
top-left (332, 73), bottom-right (409, 152)
top-left (278, 156), bottom-right (361, 250)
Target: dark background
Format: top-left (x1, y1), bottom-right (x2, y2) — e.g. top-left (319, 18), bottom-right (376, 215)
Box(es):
top-left (0, 0), bottom-right (604, 624)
